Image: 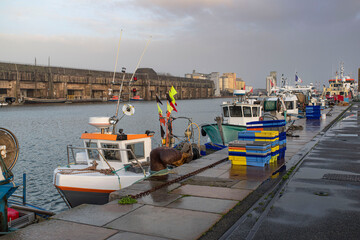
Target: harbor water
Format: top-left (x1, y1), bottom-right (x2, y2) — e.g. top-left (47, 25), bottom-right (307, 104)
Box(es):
top-left (0, 98), bottom-right (231, 212)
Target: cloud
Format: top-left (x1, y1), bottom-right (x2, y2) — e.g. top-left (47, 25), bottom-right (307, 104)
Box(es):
top-left (0, 0), bottom-right (360, 88)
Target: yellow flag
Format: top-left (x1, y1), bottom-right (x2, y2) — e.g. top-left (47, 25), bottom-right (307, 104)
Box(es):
top-left (169, 86), bottom-right (177, 96)
top-left (169, 86), bottom-right (177, 104)
top-left (167, 102), bottom-right (173, 113)
top-left (157, 103), bottom-right (162, 115)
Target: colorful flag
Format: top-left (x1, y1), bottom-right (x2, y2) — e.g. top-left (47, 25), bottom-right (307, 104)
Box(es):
top-left (295, 73), bottom-right (303, 83)
top-left (167, 102), bottom-right (172, 113)
top-left (169, 86), bottom-right (177, 106)
top-left (169, 86), bottom-right (177, 96)
top-left (156, 95), bottom-right (163, 105)
top-left (159, 113), bottom-right (165, 126)
top-left (169, 101), bottom-right (177, 112)
top-left (157, 103), bottom-right (163, 115)
top-left (166, 94), bottom-right (177, 112)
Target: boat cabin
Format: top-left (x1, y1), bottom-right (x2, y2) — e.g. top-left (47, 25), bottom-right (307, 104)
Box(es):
top-left (284, 95), bottom-right (298, 115)
top-left (222, 102), bottom-right (262, 125)
top-left (78, 133), bottom-right (152, 169)
top-left (72, 117), bottom-right (153, 171)
top-left (263, 95), bottom-right (298, 119)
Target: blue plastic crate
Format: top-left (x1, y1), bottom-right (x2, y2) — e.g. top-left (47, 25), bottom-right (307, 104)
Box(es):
top-left (205, 142), bottom-right (227, 151)
top-left (247, 120), bottom-right (286, 127)
top-left (306, 115), bottom-right (321, 119)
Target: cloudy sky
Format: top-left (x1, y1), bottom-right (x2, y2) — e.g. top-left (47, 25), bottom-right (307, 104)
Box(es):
top-left (1, 0), bottom-right (359, 88)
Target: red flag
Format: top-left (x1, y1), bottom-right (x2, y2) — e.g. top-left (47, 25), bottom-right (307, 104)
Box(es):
top-left (169, 102), bottom-right (177, 112)
top-left (159, 113), bottom-right (166, 126)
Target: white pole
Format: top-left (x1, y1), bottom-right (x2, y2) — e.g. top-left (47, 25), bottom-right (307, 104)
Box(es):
top-left (112, 30), bottom-right (123, 84)
top-left (128, 36), bottom-right (152, 101)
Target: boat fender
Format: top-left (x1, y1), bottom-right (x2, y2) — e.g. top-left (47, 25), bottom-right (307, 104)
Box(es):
top-left (150, 147), bottom-right (190, 172)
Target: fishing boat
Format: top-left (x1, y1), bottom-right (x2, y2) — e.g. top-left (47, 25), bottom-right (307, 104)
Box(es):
top-left (53, 111), bottom-right (154, 208)
top-left (130, 95), bottom-right (144, 101)
top-left (323, 63), bottom-right (356, 102)
top-left (53, 36), bottom-right (201, 208)
top-left (108, 95), bottom-right (121, 102)
top-left (262, 94), bottom-right (298, 120)
top-left (201, 90), bottom-right (263, 145)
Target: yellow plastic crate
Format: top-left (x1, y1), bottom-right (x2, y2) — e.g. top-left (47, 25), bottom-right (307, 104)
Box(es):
top-left (270, 154), bottom-right (279, 163)
top-left (231, 159), bottom-right (247, 166)
top-left (254, 131), bottom-right (279, 138)
top-left (271, 146), bottom-right (279, 153)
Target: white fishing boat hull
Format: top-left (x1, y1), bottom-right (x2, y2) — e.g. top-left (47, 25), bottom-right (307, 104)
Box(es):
top-left (54, 165), bottom-right (147, 207)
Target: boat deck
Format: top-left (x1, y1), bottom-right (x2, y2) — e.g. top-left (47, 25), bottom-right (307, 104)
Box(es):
top-left (3, 104), bottom-right (358, 240)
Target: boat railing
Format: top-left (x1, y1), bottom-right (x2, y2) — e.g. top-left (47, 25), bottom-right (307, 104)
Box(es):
top-left (66, 145), bottom-right (146, 175)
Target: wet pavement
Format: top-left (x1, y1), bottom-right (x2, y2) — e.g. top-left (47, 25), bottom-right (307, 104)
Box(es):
top-left (2, 104), bottom-right (352, 240)
top-left (222, 103), bottom-right (360, 240)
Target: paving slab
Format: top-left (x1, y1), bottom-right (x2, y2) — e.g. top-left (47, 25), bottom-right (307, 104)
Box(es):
top-left (105, 205), bottom-right (222, 240)
top-left (107, 231), bottom-right (172, 240)
top-left (212, 161), bottom-right (232, 170)
top-left (196, 167), bottom-right (229, 178)
top-left (136, 191), bottom-right (182, 207)
top-left (183, 176), bottom-right (239, 188)
top-left (167, 196), bottom-right (238, 214)
top-left (218, 164), bottom-right (281, 182)
top-left (53, 201), bottom-right (143, 226)
top-left (171, 165), bottom-right (201, 176)
top-left (2, 219), bottom-right (118, 240)
top-left (109, 188), bottom-right (146, 202)
top-left (171, 184), bottom-right (251, 201)
top-left (231, 180), bottom-right (262, 190)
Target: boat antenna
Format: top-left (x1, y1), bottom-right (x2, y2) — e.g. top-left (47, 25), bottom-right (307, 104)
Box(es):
top-left (111, 30), bottom-right (123, 85)
top-left (127, 36), bottom-right (152, 101)
top-left (113, 30), bottom-right (124, 118)
top-left (111, 36), bottom-right (151, 133)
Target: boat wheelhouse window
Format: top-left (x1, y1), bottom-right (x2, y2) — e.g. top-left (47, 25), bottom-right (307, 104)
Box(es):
top-left (86, 142), bottom-right (99, 160)
top-left (340, 92), bottom-right (344, 95)
top-left (285, 101), bottom-right (294, 110)
top-left (252, 107), bottom-right (259, 117)
top-left (101, 143), bottom-right (121, 161)
top-left (223, 107), bottom-right (229, 117)
top-left (326, 92), bottom-right (330, 95)
top-left (229, 106), bottom-right (242, 117)
top-left (243, 106), bottom-right (251, 117)
top-left (126, 142), bottom-right (145, 161)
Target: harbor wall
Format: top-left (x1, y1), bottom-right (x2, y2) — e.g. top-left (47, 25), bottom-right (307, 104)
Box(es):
top-left (0, 62), bottom-right (214, 102)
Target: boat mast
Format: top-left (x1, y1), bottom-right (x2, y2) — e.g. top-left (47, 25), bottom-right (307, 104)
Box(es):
top-left (127, 36), bottom-right (152, 101)
top-left (112, 36), bottom-right (152, 133)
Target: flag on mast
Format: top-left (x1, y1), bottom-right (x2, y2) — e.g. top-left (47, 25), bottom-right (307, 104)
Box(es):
top-left (295, 73), bottom-right (302, 83)
top-left (169, 86), bottom-right (177, 106)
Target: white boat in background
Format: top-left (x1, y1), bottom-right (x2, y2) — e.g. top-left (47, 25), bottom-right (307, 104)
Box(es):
top-left (262, 74), bottom-right (317, 120)
top-left (201, 90), bottom-right (263, 145)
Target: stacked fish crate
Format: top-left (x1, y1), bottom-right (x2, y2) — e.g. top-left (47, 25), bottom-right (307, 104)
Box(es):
top-left (228, 141), bottom-right (272, 167)
top-left (306, 105), bottom-right (321, 119)
top-left (246, 120), bottom-right (287, 161)
top-left (228, 130), bottom-right (279, 167)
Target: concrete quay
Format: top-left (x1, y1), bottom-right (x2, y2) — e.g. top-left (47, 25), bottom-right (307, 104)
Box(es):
top-left (1, 105), bottom-right (351, 240)
top-left (225, 102), bottom-right (360, 240)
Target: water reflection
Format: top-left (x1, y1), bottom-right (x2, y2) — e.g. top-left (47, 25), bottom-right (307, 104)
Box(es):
top-left (226, 157), bottom-right (286, 182)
